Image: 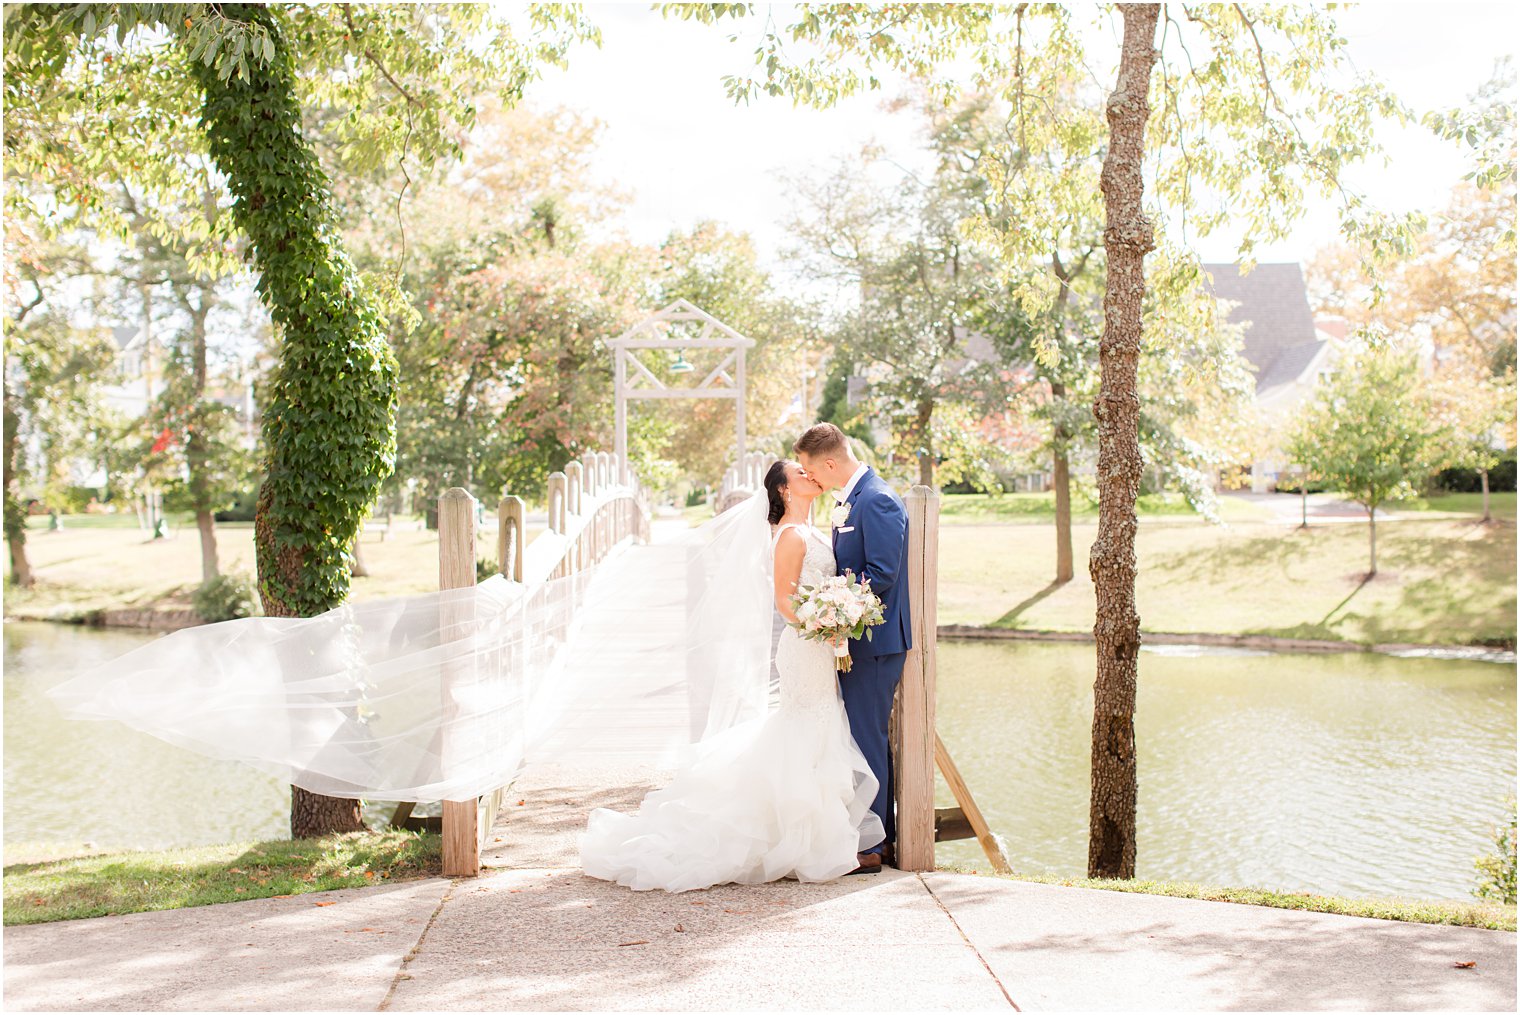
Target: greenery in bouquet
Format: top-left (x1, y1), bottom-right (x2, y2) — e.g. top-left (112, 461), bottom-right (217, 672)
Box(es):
top-left (786, 569), bottom-right (885, 672)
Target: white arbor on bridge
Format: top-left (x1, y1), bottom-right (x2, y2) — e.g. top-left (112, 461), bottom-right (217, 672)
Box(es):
top-left (609, 299), bottom-right (755, 486)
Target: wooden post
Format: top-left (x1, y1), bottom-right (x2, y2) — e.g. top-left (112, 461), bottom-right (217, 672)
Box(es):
top-left (894, 485), bottom-right (940, 872)
top-left (546, 471), bottom-right (567, 535)
top-left (497, 495), bottom-right (524, 583)
top-left (580, 452), bottom-right (598, 497)
top-left (735, 343), bottom-right (747, 466)
top-left (566, 461), bottom-right (583, 517)
top-left (614, 347), bottom-right (628, 487)
top-left (438, 487), bottom-right (480, 877)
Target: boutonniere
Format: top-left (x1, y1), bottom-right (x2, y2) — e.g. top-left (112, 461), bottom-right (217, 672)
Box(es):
top-left (830, 499), bottom-right (851, 528)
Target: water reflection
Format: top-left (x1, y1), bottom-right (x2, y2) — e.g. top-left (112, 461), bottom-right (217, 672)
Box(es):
top-left (934, 639), bottom-right (1517, 900)
top-left (4, 622), bottom-right (287, 854)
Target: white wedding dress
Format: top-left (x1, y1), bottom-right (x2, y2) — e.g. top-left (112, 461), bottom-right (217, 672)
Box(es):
top-left (580, 522), bottom-right (886, 892)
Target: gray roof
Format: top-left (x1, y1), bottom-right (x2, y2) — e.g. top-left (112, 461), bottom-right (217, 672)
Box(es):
top-left (1203, 262), bottom-right (1322, 392)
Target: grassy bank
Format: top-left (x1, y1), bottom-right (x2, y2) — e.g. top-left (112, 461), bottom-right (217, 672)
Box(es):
top-left (5, 520), bottom-right (542, 623)
top-left (936, 865), bottom-right (1517, 931)
top-left (938, 505), bottom-right (1515, 647)
top-left (3, 830), bottom-right (442, 926)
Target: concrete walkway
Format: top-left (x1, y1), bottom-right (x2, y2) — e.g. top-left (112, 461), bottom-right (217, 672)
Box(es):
top-left (5, 768), bottom-right (1516, 1011)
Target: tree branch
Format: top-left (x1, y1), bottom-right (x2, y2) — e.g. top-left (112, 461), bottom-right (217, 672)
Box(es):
top-left (342, 4), bottom-right (421, 106)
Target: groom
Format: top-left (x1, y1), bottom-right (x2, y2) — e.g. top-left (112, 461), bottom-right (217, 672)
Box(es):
top-left (793, 423), bottom-right (912, 873)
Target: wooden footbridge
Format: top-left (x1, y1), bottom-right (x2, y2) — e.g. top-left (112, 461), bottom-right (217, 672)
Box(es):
top-left (407, 301), bottom-right (1007, 879)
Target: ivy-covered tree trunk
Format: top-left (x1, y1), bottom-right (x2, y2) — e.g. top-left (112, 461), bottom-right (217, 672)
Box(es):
top-left (187, 4), bottom-right (398, 839)
top-left (1087, 2), bottom-right (1158, 881)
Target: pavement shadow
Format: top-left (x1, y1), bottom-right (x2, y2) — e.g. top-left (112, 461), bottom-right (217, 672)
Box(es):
top-left (1, 879), bottom-right (448, 1011)
top-left (385, 869), bottom-right (1000, 1011)
top-left (927, 878), bottom-right (1517, 1012)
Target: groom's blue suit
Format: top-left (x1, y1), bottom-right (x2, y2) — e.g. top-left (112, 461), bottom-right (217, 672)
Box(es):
top-left (832, 466), bottom-right (912, 858)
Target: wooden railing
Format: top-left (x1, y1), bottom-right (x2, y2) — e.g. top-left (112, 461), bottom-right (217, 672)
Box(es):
top-left (431, 449), bottom-right (650, 876)
top-left (718, 451), bottom-right (777, 513)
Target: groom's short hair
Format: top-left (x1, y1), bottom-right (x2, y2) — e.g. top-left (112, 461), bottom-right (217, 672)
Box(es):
top-left (794, 423), bottom-right (848, 459)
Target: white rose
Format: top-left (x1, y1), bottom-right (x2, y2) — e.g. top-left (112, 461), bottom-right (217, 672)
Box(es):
top-left (830, 501), bottom-right (851, 527)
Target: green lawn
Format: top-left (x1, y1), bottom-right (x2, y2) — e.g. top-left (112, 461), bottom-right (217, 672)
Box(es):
top-left (3, 830), bottom-right (442, 925)
top-left (938, 513), bottom-right (1516, 646)
top-left (1399, 492), bottom-right (1517, 520)
top-left (6, 518), bottom-right (543, 622)
top-left (938, 490), bottom-right (1277, 524)
top-left (23, 510), bottom-right (208, 531)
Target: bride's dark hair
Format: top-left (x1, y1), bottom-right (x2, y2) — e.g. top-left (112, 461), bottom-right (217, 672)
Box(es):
top-left (764, 460), bottom-right (792, 526)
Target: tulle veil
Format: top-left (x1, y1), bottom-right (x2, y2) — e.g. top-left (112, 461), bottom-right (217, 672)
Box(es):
top-left (46, 491), bottom-right (780, 803)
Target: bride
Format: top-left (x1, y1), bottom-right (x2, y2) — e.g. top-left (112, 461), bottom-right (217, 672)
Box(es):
top-left (579, 459), bottom-right (886, 892)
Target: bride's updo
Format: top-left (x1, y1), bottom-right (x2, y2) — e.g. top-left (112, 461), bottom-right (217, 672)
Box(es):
top-left (764, 460), bottom-right (791, 525)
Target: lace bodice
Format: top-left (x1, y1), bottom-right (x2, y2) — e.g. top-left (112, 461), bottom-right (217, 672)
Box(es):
top-left (771, 523), bottom-right (842, 717)
top-left (772, 522), bottom-right (834, 587)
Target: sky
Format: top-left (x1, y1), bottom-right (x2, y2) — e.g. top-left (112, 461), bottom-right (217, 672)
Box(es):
top-left (519, 2), bottom-right (1518, 284)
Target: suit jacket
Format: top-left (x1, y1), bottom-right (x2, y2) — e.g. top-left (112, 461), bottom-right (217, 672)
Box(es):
top-left (832, 467), bottom-right (913, 657)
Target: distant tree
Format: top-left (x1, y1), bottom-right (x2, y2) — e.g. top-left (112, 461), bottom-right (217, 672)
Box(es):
top-left (1427, 372), bottom-right (1515, 525)
top-left (2, 231), bottom-right (120, 588)
top-left (787, 144), bottom-right (1010, 487)
top-left (1286, 347), bottom-right (1444, 575)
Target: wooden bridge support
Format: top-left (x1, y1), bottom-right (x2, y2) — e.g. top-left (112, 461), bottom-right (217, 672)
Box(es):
top-left (893, 486), bottom-right (939, 872)
top-left (438, 487), bottom-right (482, 877)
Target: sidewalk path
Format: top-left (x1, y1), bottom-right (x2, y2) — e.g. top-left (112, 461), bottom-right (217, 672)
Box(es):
top-left (6, 769), bottom-right (1515, 1011)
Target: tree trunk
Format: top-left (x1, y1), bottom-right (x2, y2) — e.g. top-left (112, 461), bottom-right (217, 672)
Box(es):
top-left (1300, 477), bottom-right (1308, 529)
top-left (186, 293), bottom-right (220, 584)
top-left (1368, 508), bottom-right (1378, 577)
top-left (3, 382), bottom-right (34, 589)
top-left (1087, 3), bottom-right (1158, 882)
top-left (191, 6), bottom-right (390, 839)
top-left (1049, 259), bottom-right (1076, 585)
top-left (1053, 443), bottom-right (1074, 582)
top-left (915, 398), bottom-right (935, 486)
top-left (291, 786), bottom-right (363, 840)
top-left (1481, 469), bottom-right (1492, 523)
top-left (350, 532), bottom-right (369, 578)
top-left (1051, 384), bottom-right (1074, 584)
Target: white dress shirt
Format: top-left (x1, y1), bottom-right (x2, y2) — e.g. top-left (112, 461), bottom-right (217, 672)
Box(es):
top-left (837, 463), bottom-right (869, 504)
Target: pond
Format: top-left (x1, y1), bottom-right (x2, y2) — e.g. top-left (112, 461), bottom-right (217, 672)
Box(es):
top-left (5, 621), bottom-right (1514, 901)
top-left (933, 639), bottom-right (1516, 901)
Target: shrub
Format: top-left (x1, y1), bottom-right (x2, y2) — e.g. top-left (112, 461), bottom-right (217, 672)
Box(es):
top-left (1473, 799), bottom-right (1517, 905)
top-left (1434, 453), bottom-right (1517, 494)
top-left (213, 483), bottom-right (261, 523)
top-left (475, 558), bottom-right (498, 584)
top-left (192, 572), bottom-right (261, 622)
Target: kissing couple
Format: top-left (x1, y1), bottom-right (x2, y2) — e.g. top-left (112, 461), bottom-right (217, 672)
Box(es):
top-left (581, 422), bottom-right (914, 891)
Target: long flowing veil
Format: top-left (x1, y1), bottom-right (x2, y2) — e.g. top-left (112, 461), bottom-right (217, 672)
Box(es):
top-left (45, 491), bottom-right (779, 802)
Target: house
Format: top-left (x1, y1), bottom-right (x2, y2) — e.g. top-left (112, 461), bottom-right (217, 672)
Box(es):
top-left (1203, 262), bottom-right (1345, 492)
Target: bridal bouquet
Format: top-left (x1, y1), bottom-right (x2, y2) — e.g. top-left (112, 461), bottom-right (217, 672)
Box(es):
top-left (788, 570), bottom-right (885, 673)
